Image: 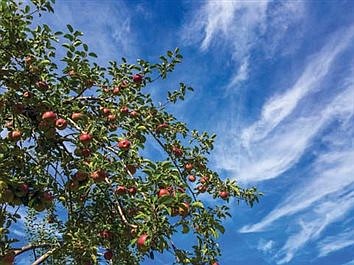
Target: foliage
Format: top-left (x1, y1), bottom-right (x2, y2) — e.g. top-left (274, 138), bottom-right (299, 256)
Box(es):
top-left (0, 1), bottom-right (261, 264)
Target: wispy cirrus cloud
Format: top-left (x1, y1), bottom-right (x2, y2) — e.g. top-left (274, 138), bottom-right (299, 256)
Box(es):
top-left (240, 137), bottom-right (354, 233)
top-left (213, 26), bottom-right (354, 183)
top-left (238, 86), bottom-right (354, 262)
top-left (274, 190), bottom-right (354, 264)
top-left (317, 229), bottom-right (354, 258)
top-left (182, 0), bottom-right (304, 88)
top-left (241, 26), bottom-right (354, 146)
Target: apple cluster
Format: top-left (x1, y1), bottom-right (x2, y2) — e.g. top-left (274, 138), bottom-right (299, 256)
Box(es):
top-left (0, 181), bottom-right (53, 211)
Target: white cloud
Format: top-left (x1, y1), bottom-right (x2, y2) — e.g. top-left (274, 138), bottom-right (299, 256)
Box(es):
top-left (257, 239), bottom-right (275, 254)
top-left (238, 88), bottom-right (354, 260)
top-left (183, 1), bottom-right (305, 87)
top-left (274, 191), bottom-right (354, 264)
top-left (227, 58), bottom-right (249, 90)
top-left (219, 77), bottom-right (354, 184)
top-left (317, 230), bottom-right (354, 257)
top-left (183, 1), bottom-right (269, 52)
top-left (240, 147), bottom-right (354, 233)
top-left (242, 26), bottom-right (354, 145)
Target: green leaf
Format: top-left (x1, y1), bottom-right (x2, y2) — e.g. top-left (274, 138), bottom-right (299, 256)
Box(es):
top-left (88, 52), bottom-right (97, 58)
top-left (182, 224), bottom-right (190, 234)
top-left (67, 24), bottom-right (74, 33)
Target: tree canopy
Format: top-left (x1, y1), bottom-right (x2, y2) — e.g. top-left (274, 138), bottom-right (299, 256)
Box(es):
top-left (0, 1), bottom-right (261, 264)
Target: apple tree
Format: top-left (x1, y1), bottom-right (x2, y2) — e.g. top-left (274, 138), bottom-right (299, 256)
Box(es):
top-left (0, 1), bottom-right (261, 264)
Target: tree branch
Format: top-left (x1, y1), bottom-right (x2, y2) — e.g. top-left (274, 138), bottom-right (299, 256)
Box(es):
top-left (13, 243), bottom-right (52, 257)
top-left (31, 247), bottom-right (58, 265)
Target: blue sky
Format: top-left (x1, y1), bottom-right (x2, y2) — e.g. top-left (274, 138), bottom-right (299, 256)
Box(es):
top-left (12, 0), bottom-right (354, 264)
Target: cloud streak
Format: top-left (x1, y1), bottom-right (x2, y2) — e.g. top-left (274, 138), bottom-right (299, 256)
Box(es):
top-left (240, 137), bottom-right (354, 233)
top-left (182, 1), bottom-right (304, 88)
top-left (317, 229), bottom-right (354, 258)
top-left (275, 190), bottom-right (354, 264)
top-left (213, 26), bottom-right (354, 183)
top-left (241, 26), bottom-right (354, 145)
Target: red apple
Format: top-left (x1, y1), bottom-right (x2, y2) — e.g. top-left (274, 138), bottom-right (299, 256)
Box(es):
top-left (99, 229), bottom-right (113, 239)
top-left (80, 148), bottom-right (91, 157)
top-left (132, 74), bottom-right (143, 84)
top-left (103, 250), bottom-right (113, 260)
top-left (188, 175), bottom-right (196, 182)
top-left (102, 86), bottom-right (110, 93)
top-left (75, 171), bottom-right (88, 181)
top-left (112, 86), bottom-right (120, 95)
top-left (71, 112), bottom-right (84, 121)
top-left (118, 139), bottom-right (131, 150)
top-left (128, 186), bottom-right (137, 196)
top-left (196, 185), bottom-right (207, 193)
top-left (23, 91), bottom-right (32, 98)
top-left (219, 191), bottom-right (229, 200)
top-left (120, 106), bottom-right (129, 114)
top-left (19, 183), bottom-right (29, 194)
top-left (42, 191), bottom-right (53, 202)
top-left (137, 234), bottom-right (148, 250)
top-left (107, 114), bottom-right (116, 122)
top-left (1, 251), bottom-right (15, 265)
top-left (55, 118), bottom-right (67, 130)
top-left (90, 170), bottom-right (107, 182)
top-left (67, 180), bottom-right (79, 191)
top-left (115, 185), bottom-right (126, 195)
top-left (42, 111), bottom-right (57, 121)
top-left (156, 122), bottom-right (168, 132)
top-left (15, 183), bottom-right (29, 197)
top-left (185, 163), bottom-right (193, 171)
top-left (172, 146), bottom-right (183, 157)
top-left (126, 164), bottom-right (136, 175)
top-left (200, 176), bottom-right (209, 184)
top-left (158, 188), bottom-right (170, 197)
top-left (130, 110), bottom-right (138, 117)
top-left (36, 80), bottom-right (49, 90)
top-left (102, 108), bottom-right (111, 116)
top-left (120, 80), bottom-right (129, 88)
top-left (84, 79), bottom-right (95, 88)
top-left (79, 133), bottom-right (93, 144)
top-left (8, 130), bottom-right (21, 141)
top-left (212, 262), bottom-right (219, 265)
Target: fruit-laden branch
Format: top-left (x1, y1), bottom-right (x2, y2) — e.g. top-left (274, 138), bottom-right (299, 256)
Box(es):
top-left (146, 127), bottom-right (197, 201)
top-left (104, 178), bottom-right (138, 229)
